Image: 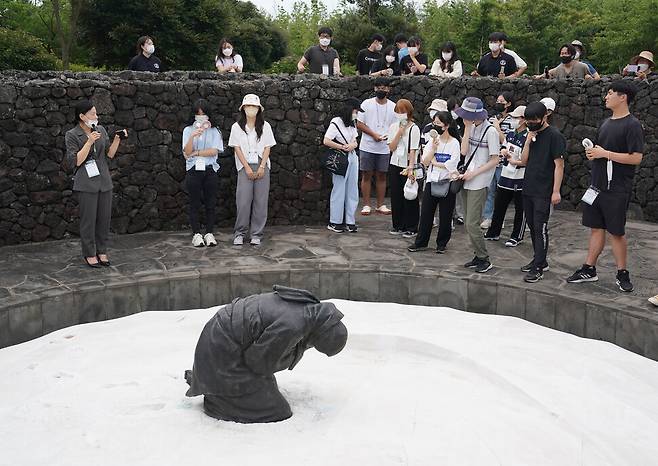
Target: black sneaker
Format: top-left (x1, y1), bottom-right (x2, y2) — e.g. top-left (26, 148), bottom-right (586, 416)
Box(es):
top-left (327, 223), bottom-right (345, 233)
top-left (484, 233), bottom-right (500, 241)
top-left (435, 245), bottom-right (447, 254)
top-left (464, 256), bottom-right (480, 268)
top-left (521, 261), bottom-right (549, 273)
top-left (346, 224), bottom-right (358, 233)
top-left (402, 231), bottom-right (417, 238)
top-left (389, 228), bottom-right (403, 235)
top-left (505, 238), bottom-right (520, 247)
top-left (615, 269), bottom-right (634, 292)
top-left (566, 264), bottom-right (598, 283)
top-left (407, 244), bottom-right (427, 252)
top-left (455, 216), bottom-right (464, 225)
top-left (475, 258), bottom-right (493, 273)
top-left (524, 267), bottom-right (543, 283)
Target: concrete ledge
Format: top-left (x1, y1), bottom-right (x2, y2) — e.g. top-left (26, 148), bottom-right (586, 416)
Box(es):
top-left (3, 265), bottom-right (658, 361)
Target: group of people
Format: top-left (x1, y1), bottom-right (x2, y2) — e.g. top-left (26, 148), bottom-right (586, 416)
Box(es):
top-left (321, 77), bottom-right (645, 293)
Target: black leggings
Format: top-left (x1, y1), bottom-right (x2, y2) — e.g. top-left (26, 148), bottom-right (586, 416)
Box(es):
top-left (186, 167), bottom-right (219, 234)
top-left (415, 185), bottom-right (456, 248)
top-left (487, 188), bottom-right (526, 241)
top-left (389, 165), bottom-right (419, 232)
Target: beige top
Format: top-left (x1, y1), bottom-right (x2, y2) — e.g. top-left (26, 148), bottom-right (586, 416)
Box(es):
top-left (549, 61), bottom-right (591, 79)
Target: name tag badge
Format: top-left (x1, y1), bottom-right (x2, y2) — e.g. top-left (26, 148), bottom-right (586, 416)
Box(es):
top-left (195, 157), bottom-right (206, 171)
top-left (582, 186), bottom-right (600, 205)
top-left (85, 160), bottom-right (100, 178)
top-left (322, 64), bottom-right (329, 76)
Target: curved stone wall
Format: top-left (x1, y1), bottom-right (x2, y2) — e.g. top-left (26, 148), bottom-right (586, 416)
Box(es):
top-left (0, 71), bottom-right (656, 246)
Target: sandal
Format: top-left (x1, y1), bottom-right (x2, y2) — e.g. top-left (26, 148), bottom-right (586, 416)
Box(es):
top-left (84, 257), bottom-right (102, 268)
top-left (97, 255), bottom-right (111, 267)
top-left (360, 205), bottom-right (372, 216)
top-left (376, 205), bottom-right (391, 215)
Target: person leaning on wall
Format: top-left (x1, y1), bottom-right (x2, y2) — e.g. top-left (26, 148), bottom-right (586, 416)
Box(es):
top-left (65, 100), bottom-right (127, 268)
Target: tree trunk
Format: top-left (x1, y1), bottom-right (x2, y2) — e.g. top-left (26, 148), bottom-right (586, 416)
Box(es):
top-left (52, 0), bottom-right (83, 70)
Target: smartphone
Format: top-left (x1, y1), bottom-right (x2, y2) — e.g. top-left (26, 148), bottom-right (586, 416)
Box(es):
top-left (114, 129), bottom-right (128, 140)
top-left (625, 64), bottom-right (639, 73)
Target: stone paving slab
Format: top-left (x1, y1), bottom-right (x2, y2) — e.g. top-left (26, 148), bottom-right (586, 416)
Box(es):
top-left (0, 208), bottom-right (657, 357)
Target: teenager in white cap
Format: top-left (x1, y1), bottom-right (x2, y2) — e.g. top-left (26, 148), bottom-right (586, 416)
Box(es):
top-left (229, 94), bottom-right (277, 246)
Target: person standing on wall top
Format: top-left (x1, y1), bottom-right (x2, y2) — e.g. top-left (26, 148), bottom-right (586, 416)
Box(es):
top-left (127, 36), bottom-right (162, 72)
top-left (297, 27), bottom-right (341, 76)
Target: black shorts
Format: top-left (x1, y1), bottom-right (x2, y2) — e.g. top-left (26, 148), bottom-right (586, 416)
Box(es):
top-left (581, 190), bottom-right (630, 236)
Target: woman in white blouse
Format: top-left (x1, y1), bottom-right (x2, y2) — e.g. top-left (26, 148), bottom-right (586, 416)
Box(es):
top-left (228, 94), bottom-right (276, 246)
top-left (408, 111), bottom-right (461, 253)
top-left (216, 38), bottom-right (243, 73)
top-left (430, 41), bottom-right (463, 78)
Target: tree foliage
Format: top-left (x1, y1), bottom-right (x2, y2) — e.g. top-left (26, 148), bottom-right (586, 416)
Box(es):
top-left (0, 26), bottom-right (60, 70)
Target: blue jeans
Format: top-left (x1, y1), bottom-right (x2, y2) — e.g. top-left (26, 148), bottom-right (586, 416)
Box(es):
top-left (330, 151), bottom-right (359, 225)
top-left (483, 165), bottom-right (502, 220)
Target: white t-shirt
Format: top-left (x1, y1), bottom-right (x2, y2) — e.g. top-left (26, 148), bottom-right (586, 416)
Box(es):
top-left (228, 121), bottom-right (276, 171)
top-left (324, 117), bottom-right (358, 154)
top-left (423, 137), bottom-right (461, 182)
top-left (216, 54), bottom-right (244, 70)
top-left (463, 121), bottom-right (500, 191)
top-left (387, 122), bottom-right (421, 168)
top-left (357, 97), bottom-right (397, 154)
top-left (503, 49), bottom-right (527, 69)
top-left (429, 59), bottom-right (463, 78)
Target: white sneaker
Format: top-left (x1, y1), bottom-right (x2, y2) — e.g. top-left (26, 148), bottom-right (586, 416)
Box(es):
top-left (204, 233), bottom-right (217, 247)
top-left (250, 237), bottom-right (261, 246)
top-left (233, 235), bottom-right (244, 246)
top-left (192, 233), bottom-right (205, 247)
top-left (649, 295), bottom-right (658, 307)
top-left (480, 218), bottom-right (492, 229)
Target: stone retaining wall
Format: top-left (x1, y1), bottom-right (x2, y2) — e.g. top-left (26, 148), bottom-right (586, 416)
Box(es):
top-left (0, 71), bottom-right (656, 245)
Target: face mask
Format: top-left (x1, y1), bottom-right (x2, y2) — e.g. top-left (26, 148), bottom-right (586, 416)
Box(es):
top-left (244, 107), bottom-right (259, 118)
top-left (145, 44), bottom-right (155, 55)
top-left (509, 118), bottom-right (520, 130)
top-left (222, 48), bottom-right (233, 57)
top-left (84, 118), bottom-right (98, 129)
top-left (433, 125), bottom-right (445, 135)
top-left (352, 113), bottom-right (358, 121)
top-left (574, 51), bottom-right (581, 59)
top-left (319, 38), bottom-right (331, 47)
top-left (374, 43), bottom-right (382, 52)
top-left (560, 56), bottom-right (573, 64)
top-left (195, 115), bottom-right (209, 123)
top-left (385, 55), bottom-right (395, 64)
top-left (442, 52), bottom-right (453, 61)
top-left (408, 47), bottom-right (418, 55)
top-left (527, 121), bottom-right (543, 132)
top-left (638, 63), bottom-right (649, 72)
top-left (494, 103), bottom-right (506, 113)
top-left (375, 90), bottom-right (388, 99)
top-left (451, 111), bottom-right (459, 120)
top-left (489, 42), bottom-right (500, 53)
top-left (395, 112), bottom-right (407, 123)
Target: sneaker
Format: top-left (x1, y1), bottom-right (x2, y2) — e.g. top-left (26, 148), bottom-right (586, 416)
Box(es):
top-left (484, 233), bottom-right (499, 241)
top-left (464, 256), bottom-right (480, 268)
top-left (524, 267), bottom-right (543, 283)
top-left (502, 220), bottom-right (506, 229)
top-left (389, 229), bottom-right (403, 235)
top-left (435, 246), bottom-right (446, 254)
top-left (233, 235), bottom-right (244, 246)
top-left (480, 218), bottom-right (492, 229)
top-left (521, 261), bottom-right (550, 273)
top-left (455, 216), bottom-right (464, 225)
top-left (192, 233), bottom-right (205, 247)
top-left (402, 231), bottom-right (417, 238)
top-left (327, 223), bottom-right (345, 233)
top-left (615, 269), bottom-right (633, 292)
top-left (203, 233), bottom-right (217, 247)
top-left (376, 205), bottom-right (392, 215)
top-left (345, 224), bottom-right (358, 233)
top-left (451, 219), bottom-right (455, 231)
top-left (432, 218), bottom-right (438, 229)
top-left (361, 205), bottom-right (372, 216)
top-left (505, 238), bottom-right (520, 247)
top-left (475, 258), bottom-right (493, 273)
top-left (250, 237), bottom-right (261, 246)
top-left (566, 264), bottom-right (598, 283)
top-left (407, 244), bottom-right (426, 252)
top-left (649, 295), bottom-right (658, 307)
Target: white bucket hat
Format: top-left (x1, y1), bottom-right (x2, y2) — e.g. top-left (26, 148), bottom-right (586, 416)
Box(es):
top-left (427, 99), bottom-right (448, 114)
top-left (239, 94), bottom-right (264, 111)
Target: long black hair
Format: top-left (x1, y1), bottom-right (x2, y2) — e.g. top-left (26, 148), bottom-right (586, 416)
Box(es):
top-left (439, 41), bottom-right (458, 73)
top-left (337, 99), bottom-right (360, 128)
top-left (216, 38), bottom-right (235, 63)
top-left (238, 106), bottom-right (264, 140)
top-left (434, 110), bottom-right (461, 142)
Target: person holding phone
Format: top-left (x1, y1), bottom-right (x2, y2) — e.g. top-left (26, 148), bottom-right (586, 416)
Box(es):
top-left (182, 99), bottom-right (224, 248)
top-left (65, 100), bottom-right (127, 267)
top-left (623, 51), bottom-right (655, 80)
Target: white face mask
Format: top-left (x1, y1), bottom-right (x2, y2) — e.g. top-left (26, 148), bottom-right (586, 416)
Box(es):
top-left (574, 51), bottom-right (581, 60)
top-left (509, 118), bottom-right (520, 130)
top-left (408, 47), bottom-right (418, 55)
top-left (319, 38), bottom-right (331, 47)
top-left (352, 112), bottom-right (358, 121)
top-left (442, 52), bottom-right (453, 61)
top-left (374, 43), bottom-right (382, 52)
top-left (638, 63), bottom-right (650, 72)
top-left (222, 48), bottom-right (233, 57)
top-left (451, 111), bottom-right (459, 120)
top-left (488, 42), bottom-right (500, 53)
top-left (194, 115), bottom-right (209, 128)
top-left (395, 112), bottom-right (407, 123)
top-left (244, 107), bottom-right (259, 118)
top-left (385, 55), bottom-right (395, 63)
top-left (145, 44), bottom-right (155, 55)
top-left (84, 118), bottom-right (98, 128)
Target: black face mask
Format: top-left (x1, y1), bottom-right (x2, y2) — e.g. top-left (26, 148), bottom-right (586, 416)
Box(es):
top-left (375, 90), bottom-right (388, 99)
top-left (527, 121), bottom-right (543, 132)
top-left (493, 103), bottom-right (506, 113)
top-left (560, 56), bottom-right (573, 64)
top-left (432, 125), bottom-right (445, 135)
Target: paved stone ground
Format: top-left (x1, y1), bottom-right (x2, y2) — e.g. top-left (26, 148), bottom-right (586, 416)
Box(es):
top-left (1, 206), bottom-right (656, 310)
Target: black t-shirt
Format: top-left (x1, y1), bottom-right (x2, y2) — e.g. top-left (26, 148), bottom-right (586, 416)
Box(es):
top-left (371, 59), bottom-right (400, 75)
top-left (523, 125), bottom-right (566, 197)
top-left (303, 45), bottom-right (339, 75)
top-left (400, 53), bottom-right (429, 75)
top-left (356, 48), bottom-right (381, 75)
top-left (477, 52), bottom-right (517, 77)
top-left (127, 54), bottom-right (162, 72)
top-left (591, 114), bottom-right (644, 193)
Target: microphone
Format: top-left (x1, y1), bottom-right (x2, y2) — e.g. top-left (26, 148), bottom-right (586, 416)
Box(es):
top-left (91, 124), bottom-right (97, 154)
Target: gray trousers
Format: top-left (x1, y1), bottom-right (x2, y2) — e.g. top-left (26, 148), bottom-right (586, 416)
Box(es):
top-left (78, 190), bottom-right (112, 257)
top-left (234, 166), bottom-right (270, 240)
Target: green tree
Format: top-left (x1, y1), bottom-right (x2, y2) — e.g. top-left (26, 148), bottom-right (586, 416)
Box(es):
top-left (0, 26), bottom-right (60, 70)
